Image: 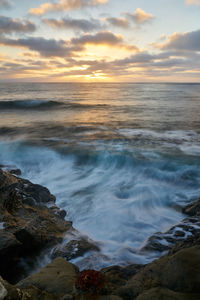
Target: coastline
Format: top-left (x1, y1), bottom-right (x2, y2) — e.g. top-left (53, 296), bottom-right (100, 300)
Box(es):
top-left (0, 167), bottom-right (200, 299)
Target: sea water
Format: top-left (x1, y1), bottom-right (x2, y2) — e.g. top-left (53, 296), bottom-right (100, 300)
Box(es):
top-left (0, 82), bottom-right (200, 269)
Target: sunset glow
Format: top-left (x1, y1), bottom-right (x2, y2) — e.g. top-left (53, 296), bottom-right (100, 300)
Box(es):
top-left (0, 0), bottom-right (200, 82)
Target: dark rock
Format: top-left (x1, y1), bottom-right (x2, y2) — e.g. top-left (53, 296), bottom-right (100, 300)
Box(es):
top-left (8, 169), bottom-right (22, 176)
top-left (50, 206), bottom-right (67, 219)
top-left (52, 239), bottom-right (100, 261)
top-left (0, 231), bottom-right (22, 282)
top-left (0, 169), bottom-right (74, 282)
top-left (182, 198), bottom-right (200, 216)
top-left (174, 230), bottom-right (185, 237)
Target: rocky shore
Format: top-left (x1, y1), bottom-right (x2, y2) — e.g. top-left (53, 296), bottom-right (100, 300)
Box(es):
top-left (0, 167), bottom-right (200, 299)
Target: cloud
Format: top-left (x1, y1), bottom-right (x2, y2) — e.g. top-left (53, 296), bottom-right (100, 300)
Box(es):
top-left (185, 0), bottom-right (200, 5)
top-left (105, 17), bottom-right (130, 28)
top-left (44, 17), bottom-right (102, 32)
top-left (0, 31), bottom-right (138, 57)
top-left (0, 0), bottom-right (11, 9)
top-left (71, 31), bottom-right (138, 50)
top-left (0, 36), bottom-right (73, 57)
top-left (0, 16), bottom-right (36, 34)
top-left (126, 8), bottom-right (155, 26)
top-left (159, 29), bottom-right (200, 51)
top-left (30, 0), bottom-right (108, 16)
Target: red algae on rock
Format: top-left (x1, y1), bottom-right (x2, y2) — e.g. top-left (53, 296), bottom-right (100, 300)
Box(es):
top-left (75, 270), bottom-right (106, 294)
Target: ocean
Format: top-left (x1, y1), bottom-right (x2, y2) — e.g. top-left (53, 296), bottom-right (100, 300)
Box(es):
top-left (0, 82), bottom-right (200, 269)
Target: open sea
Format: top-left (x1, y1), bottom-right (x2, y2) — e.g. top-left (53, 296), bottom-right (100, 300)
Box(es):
top-left (0, 82), bottom-right (200, 269)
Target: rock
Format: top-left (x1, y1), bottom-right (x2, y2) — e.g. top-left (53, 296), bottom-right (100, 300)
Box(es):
top-left (116, 245), bottom-right (200, 299)
top-left (61, 295), bottom-right (74, 300)
top-left (101, 264), bottom-right (144, 294)
top-left (0, 231), bottom-right (22, 282)
top-left (0, 169), bottom-right (74, 282)
top-left (0, 275), bottom-right (57, 300)
top-left (99, 296), bottom-right (122, 300)
top-left (136, 287), bottom-right (200, 300)
top-left (182, 198), bottom-right (200, 216)
top-left (52, 239), bottom-right (100, 261)
top-left (8, 169), bottom-right (22, 176)
top-left (0, 281), bottom-right (7, 300)
top-left (50, 206), bottom-right (67, 219)
top-left (17, 257), bottom-right (79, 296)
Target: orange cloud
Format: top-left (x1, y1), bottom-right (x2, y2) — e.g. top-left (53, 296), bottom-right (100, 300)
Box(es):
top-left (126, 8), bottom-right (154, 26)
top-left (30, 0), bottom-right (108, 16)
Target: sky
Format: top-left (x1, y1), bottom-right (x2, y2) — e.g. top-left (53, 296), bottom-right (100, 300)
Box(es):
top-left (0, 0), bottom-right (200, 82)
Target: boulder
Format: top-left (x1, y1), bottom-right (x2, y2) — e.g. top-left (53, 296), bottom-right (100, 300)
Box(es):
top-left (117, 245), bottom-right (200, 299)
top-left (0, 275), bottom-right (57, 300)
top-left (17, 257), bottom-right (79, 296)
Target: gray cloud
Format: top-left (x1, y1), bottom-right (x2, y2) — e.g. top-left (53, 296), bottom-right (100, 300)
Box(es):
top-left (44, 17), bottom-right (102, 32)
top-left (0, 31), bottom-right (138, 57)
top-left (160, 29), bottom-right (200, 51)
top-left (0, 36), bottom-right (75, 57)
top-left (105, 17), bottom-right (130, 28)
top-left (71, 31), bottom-right (138, 50)
top-left (0, 16), bottom-right (36, 34)
top-left (71, 31), bottom-right (123, 45)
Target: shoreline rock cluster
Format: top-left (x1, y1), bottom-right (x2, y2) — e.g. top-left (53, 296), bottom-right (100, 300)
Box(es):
top-left (0, 167), bottom-right (200, 299)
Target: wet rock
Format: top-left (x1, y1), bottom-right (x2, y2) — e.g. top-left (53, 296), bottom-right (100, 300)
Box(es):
top-left (52, 239), bottom-right (100, 261)
top-left (17, 257), bottom-right (79, 296)
top-left (141, 214), bottom-right (200, 254)
top-left (141, 233), bottom-right (172, 253)
top-left (8, 169), bottom-right (22, 176)
top-left (182, 198), bottom-right (200, 216)
top-left (0, 169), bottom-right (74, 282)
top-left (50, 206), bottom-right (67, 219)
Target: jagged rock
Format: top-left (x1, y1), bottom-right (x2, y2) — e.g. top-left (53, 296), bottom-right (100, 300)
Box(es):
top-left (52, 239), bottom-right (100, 261)
top-left (17, 257), bottom-right (79, 296)
top-left (0, 169), bottom-right (73, 282)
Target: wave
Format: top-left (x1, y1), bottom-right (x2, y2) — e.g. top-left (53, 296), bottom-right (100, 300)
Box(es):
top-left (0, 140), bottom-right (200, 268)
top-left (0, 99), bottom-right (108, 110)
top-left (0, 100), bottom-right (63, 110)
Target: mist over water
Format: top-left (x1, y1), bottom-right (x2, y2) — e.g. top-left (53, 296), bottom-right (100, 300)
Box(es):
top-left (0, 82), bottom-right (200, 268)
